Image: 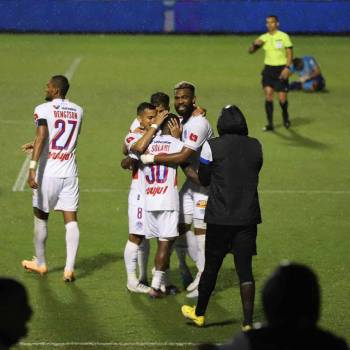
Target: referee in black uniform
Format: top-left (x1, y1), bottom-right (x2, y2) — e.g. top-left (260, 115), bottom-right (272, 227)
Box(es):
top-left (249, 15), bottom-right (293, 131)
top-left (181, 105), bottom-right (263, 331)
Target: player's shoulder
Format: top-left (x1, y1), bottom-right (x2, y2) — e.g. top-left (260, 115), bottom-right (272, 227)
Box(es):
top-left (188, 115), bottom-right (211, 128)
top-left (68, 100), bottom-right (83, 114)
top-left (278, 30), bottom-right (291, 39)
top-left (34, 101), bottom-right (51, 112)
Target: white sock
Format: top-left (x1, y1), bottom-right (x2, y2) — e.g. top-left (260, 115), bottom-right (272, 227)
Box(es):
top-left (196, 234), bottom-right (206, 273)
top-left (34, 217), bottom-right (48, 266)
top-left (174, 234), bottom-right (190, 272)
top-left (151, 270), bottom-right (165, 290)
top-left (65, 221), bottom-right (80, 272)
top-left (186, 230), bottom-right (198, 262)
top-left (124, 240), bottom-right (139, 286)
top-left (137, 239), bottom-right (150, 282)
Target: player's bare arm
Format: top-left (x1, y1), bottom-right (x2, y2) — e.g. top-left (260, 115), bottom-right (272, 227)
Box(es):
top-left (142, 147), bottom-right (194, 166)
top-left (280, 47), bottom-right (293, 80)
top-left (130, 110), bottom-right (168, 154)
top-left (22, 141), bottom-right (34, 155)
top-left (120, 156), bottom-right (138, 171)
top-left (182, 164), bottom-right (200, 185)
top-left (28, 125), bottom-right (48, 189)
top-left (248, 39), bottom-right (263, 54)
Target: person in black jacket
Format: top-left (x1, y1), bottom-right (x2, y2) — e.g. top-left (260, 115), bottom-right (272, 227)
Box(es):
top-left (181, 105), bottom-right (263, 330)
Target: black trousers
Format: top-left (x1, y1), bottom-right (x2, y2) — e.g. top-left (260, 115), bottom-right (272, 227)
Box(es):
top-left (196, 223), bottom-right (257, 316)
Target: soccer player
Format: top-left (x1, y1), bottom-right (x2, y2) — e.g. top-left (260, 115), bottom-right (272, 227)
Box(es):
top-left (249, 15), bottom-right (293, 131)
top-left (22, 75), bottom-right (83, 282)
top-left (142, 114), bottom-right (185, 298)
top-left (122, 93), bottom-right (171, 286)
top-left (141, 81), bottom-right (214, 298)
top-left (289, 56), bottom-right (326, 92)
top-left (123, 102), bottom-right (167, 293)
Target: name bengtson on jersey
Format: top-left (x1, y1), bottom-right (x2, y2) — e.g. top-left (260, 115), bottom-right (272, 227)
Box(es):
top-left (34, 98), bottom-right (83, 178)
top-left (143, 135), bottom-right (184, 212)
top-left (124, 131), bottom-right (145, 203)
top-left (181, 114), bottom-right (214, 170)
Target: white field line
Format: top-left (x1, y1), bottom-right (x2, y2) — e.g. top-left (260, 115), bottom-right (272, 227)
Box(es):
top-left (12, 57), bottom-right (83, 192)
top-left (19, 342), bottom-right (201, 347)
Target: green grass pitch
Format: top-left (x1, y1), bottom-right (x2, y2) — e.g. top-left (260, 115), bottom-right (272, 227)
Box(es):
top-left (0, 34), bottom-right (349, 349)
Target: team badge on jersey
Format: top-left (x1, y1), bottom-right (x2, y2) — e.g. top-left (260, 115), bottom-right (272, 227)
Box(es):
top-left (196, 200), bottom-right (207, 208)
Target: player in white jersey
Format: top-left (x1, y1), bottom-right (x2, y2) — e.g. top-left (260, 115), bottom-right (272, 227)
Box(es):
top-left (123, 102), bottom-right (168, 293)
top-left (142, 114), bottom-right (185, 298)
top-left (21, 75), bottom-right (83, 282)
top-left (141, 81), bottom-right (214, 298)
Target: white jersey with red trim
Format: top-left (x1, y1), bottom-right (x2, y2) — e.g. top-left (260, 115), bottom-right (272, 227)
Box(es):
top-left (34, 98), bottom-right (83, 178)
top-left (124, 131), bottom-right (145, 204)
top-left (182, 114), bottom-right (213, 170)
top-left (129, 118), bottom-right (140, 132)
top-left (143, 135), bottom-right (183, 211)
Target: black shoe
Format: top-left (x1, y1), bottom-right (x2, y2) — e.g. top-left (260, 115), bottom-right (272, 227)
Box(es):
top-left (284, 120), bottom-right (291, 129)
top-left (165, 284), bottom-right (181, 295)
top-left (262, 124), bottom-right (274, 132)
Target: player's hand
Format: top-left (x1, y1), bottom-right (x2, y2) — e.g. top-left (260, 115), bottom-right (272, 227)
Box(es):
top-left (169, 118), bottom-right (182, 139)
top-left (28, 169), bottom-right (38, 189)
top-left (140, 154), bottom-right (155, 164)
top-left (192, 105), bottom-right (206, 117)
top-left (121, 157), bottom-right (134, 170)
top-left (22, 142), bottom-right (34, 155)
top-left (279, 68), bottom-right (290, 80)
top-left (153, 110), bottom-right (168, 127)
top-left (299, 76), bottom-right (309, 83)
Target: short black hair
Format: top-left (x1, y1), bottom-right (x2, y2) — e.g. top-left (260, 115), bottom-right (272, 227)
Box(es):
top-left (174, 81), bottom-right (195, 95)
top-left (293, 58), bottom-right (303, 69)
top-left (267, 15), bottom-right (279, 22)
top-left (137, 102), bottom-right (156, 115)
top-left (161, 113), bottom-right (180, 134)
top-left (51, 75), bottom-right (70, 97)
top-left (150, 92), bottom-right (170, 109)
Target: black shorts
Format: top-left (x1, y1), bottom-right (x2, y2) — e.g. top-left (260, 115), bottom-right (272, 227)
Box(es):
top-left (262, 65), bottom-right (289, 92)
top-left (206, 224), bottom-right (257, 257)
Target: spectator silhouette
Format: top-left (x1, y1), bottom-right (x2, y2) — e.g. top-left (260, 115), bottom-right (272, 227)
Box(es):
top-left (0, 278), bottom-right (32, 349)
top-left (200, 262), bottom-right (348, 350)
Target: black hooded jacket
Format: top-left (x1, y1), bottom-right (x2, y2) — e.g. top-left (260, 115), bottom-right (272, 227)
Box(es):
top-left (199, 105), bottom-right (263, 226)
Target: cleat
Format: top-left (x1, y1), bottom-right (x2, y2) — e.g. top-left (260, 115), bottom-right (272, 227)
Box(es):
top-left (63, 271), bottom-right (75, 282)
top-left (139, 279), bottom-right (149, 287)
top-left (148, 288), bottom-right (164, 299)
top-left (165, 284), bottom-right (180, 295)
top-left (21, 257), bottom-right (48, 276)
top-left (181, 305), bottom-right (205, 327)
top-left (186, 288), bottom-right (199, 298)
top-left (186, 272), bottom-right (201, 292)
top-left (283, 120), bottom-right (291, 129)
top-left (242, 324), bottom-right (253, 332)
top-left (127, 282), bottom-right (151, 294)
top-left (262, 124), bottom-right (274, 132)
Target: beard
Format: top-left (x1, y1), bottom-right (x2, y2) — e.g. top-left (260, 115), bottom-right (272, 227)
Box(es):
top-left (175, 104), bottom-right (193, 118)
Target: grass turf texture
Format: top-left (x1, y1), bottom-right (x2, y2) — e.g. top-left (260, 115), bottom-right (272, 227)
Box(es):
top-left (0, 34), bottom-right (349, 349)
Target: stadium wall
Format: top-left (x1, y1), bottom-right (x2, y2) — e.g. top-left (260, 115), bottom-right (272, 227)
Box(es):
top-left (1, 0), bottom-right (350, 34)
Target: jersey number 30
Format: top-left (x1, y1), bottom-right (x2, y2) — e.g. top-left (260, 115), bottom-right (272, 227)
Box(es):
top-left (145, 165), bottom-right (168, 184)
top-left (52, 119), bottom-right (78, 150)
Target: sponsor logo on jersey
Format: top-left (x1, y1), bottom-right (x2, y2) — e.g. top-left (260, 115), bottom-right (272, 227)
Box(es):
top-left (146, 186), bottom-right (169, 196)
top-left (196, 200), bottom-right (207, 208)
top-left (190, 133), bottom-right (198, 142)
top-left (136, 221), bottom-right (143, 231)
top-left (126, 136), bottom-right (135, 144)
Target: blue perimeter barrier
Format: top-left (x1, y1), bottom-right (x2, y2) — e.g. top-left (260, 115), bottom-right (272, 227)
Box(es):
top-left (1, 0), bottom-right (350, 33)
